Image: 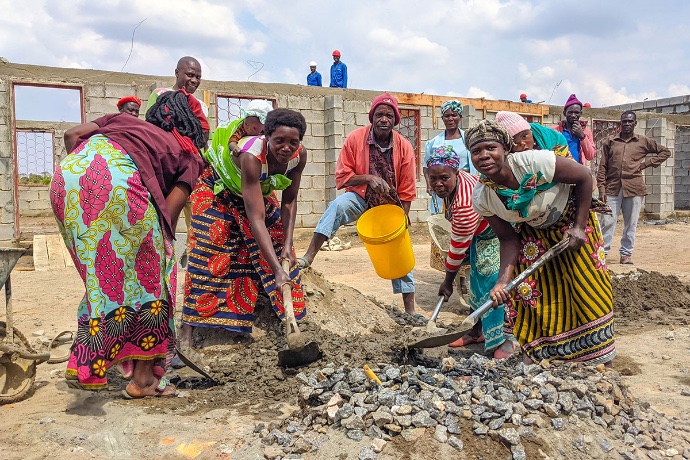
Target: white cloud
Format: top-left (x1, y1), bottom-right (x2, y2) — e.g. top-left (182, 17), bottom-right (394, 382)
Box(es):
top-left (465, 87), bottom-right (495, 100)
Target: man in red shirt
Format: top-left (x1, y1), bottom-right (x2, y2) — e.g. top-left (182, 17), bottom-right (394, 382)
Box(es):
top-left (298, 94), bottom-right (419, 314)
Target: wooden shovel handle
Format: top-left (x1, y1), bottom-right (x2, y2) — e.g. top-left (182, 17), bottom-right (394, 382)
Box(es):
top-left (281, 260), bottom-right (299, 335)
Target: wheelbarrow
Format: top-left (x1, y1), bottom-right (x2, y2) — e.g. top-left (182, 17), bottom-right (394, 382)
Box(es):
top-left (0, 247), bottom-right (50, 404)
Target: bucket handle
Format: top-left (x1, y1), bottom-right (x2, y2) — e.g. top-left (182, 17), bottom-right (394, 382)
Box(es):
top-left (387, 189), bottom-right (410, 229)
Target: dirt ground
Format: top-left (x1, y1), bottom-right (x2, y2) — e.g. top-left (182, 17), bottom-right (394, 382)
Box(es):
top-left (1, 220), bottom-right (689, 459)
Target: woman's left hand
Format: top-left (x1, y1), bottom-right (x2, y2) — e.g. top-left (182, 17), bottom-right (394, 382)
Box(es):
top-left (563, 226), bottom-right (586, 251)
top-left (280, 247), bottom-right (296, 266)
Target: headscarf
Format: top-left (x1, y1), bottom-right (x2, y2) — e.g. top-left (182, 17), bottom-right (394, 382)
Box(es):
top-left (426, 145), bottom-right (461, 171)
top-left (441, 100), bottom-right (463, 116)
top-left (464, 119), bottom-right (514, 151)
top-left (241, 99), bottom-right (273, 124)
top-left (117, 96), bottom-right (141, 108)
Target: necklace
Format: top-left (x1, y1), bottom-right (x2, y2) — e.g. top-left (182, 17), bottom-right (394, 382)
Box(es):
top-left (374, 141), bottom-right (392, 152)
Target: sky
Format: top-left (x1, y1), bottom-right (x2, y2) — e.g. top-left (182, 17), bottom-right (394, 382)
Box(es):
top-left (2, 0), bottom-right (690, 113)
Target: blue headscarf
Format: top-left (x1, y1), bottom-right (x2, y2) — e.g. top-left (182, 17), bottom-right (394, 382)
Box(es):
top-left (441, 100), bottom-right (463, 116)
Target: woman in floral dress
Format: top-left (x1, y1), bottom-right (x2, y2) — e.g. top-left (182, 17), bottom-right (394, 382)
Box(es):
top-left (466, 120), bottom-right (615, 365)
top-left (51, 90), bottom-right (207, 396)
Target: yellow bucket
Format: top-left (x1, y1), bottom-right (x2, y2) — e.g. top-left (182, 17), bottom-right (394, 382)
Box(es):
top-left (357, 204), bottom-right (415, 280)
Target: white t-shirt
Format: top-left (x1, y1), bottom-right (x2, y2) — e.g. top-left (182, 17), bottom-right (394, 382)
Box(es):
top-left (472, 150), bottom-right (571, 229)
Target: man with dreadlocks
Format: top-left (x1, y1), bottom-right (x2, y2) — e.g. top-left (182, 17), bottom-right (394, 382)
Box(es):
top-left (52, 89), bottom-right (207, 398)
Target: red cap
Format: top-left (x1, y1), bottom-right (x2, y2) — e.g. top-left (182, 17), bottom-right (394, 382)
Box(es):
top-left (583, 102), bottom-right (592, 108)
top-left (519, 93), bottom-right (527, 99)
top-left (369, 93), bottom-right (401, 126)
top-left (332, 50), bottom-right (341, 57)
top-left (117, 96), bottom-right (142, 108)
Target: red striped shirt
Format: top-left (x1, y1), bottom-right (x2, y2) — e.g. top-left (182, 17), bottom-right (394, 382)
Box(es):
top-left (445, 172), bottom-right (489, 272)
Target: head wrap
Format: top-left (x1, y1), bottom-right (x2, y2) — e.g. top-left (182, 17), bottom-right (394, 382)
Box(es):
top-left (332, 50), bottom-right (341, 57)
top-left (441, 100), bottom-right (463, 116)
top-left (369, 93), bottom-right (401, 126)
top-left (495, 111), bottom-right (531, 137)
top-left (464, 120), bottom-right (514, 151)
top-left (564, 93), bottom-right (583, 110)
top-left (117, 96), bottom-right (141, 109)
top-left (179, 88), bottom-right (210, 132)
top-left (426, 146), bottom-right (461, 171)
top-left (241, 99), bottom-right (274, 124)
top-left (309, 61), bottom-right (317, 67)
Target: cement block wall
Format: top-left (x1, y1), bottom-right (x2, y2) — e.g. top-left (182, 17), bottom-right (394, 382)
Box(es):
top-left (608, 95), bottom-right (690, 116)
top-left (2, 61), bottom-right (689, 243)
top-left (674, 126), bottom-right (690, 209)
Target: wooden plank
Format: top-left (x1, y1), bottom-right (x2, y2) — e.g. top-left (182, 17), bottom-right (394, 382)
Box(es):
top-left (60, 238), bottom-right (75, 268)
top-left (46, 234), bottom-right (66, 269)
top-left (390, 92), bottom-right (548, 117)
top-left (33, 234), bottom-right (49, 272)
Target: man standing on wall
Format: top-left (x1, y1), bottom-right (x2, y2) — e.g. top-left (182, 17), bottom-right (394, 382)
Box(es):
top-left (297, 93), bottom-right (419, 315)
top-left (307, 61), bottom-right (322, 86)
top-left (597, 110), bottom-right (671, 264)
top-left (553, 94), bottom-right (596, 166)
top-left (329, 50), bottom-right (348, 88)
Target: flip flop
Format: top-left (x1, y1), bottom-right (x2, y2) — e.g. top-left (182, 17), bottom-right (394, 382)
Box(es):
top-left (48, 331), bottom-right (74, 364)
top-left (122, 377), bottom-right (177, 399)
top-left (448, 333), bottom-right (485, 348)
top-left (297, 257), bottom-right (311, 269)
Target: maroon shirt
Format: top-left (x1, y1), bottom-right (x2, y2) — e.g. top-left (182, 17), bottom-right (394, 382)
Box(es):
top-left (75, 113), bottom-right (205, 239)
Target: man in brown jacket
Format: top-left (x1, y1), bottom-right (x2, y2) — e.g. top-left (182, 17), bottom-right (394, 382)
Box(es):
top-left (597, 111), bottom-right (671, 264)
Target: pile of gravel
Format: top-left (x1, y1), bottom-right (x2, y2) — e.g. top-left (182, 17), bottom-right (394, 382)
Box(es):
top-left (257, 354), bottom-right (690, 460)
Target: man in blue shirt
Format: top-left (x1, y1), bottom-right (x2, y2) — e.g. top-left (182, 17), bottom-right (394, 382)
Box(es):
top-left (330, 50), bottom-right (348, 88)
top-left (306, 61), bottom-right (322, 86)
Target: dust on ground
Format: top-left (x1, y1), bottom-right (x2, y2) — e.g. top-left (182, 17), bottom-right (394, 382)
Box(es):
top-left (1, 221), bottom-right (690, 459)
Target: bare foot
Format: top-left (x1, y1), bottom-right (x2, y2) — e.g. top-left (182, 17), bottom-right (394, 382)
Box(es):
top-left (123, 377), bottom-right (177, 398)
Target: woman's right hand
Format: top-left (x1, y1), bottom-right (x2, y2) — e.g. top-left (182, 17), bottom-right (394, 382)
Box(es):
top-left (438, 280), bottom-right (454, 302)
top-left (275, 268), bottom-right (291, 292)
top-left (489, 281), bottom-right (511, 308)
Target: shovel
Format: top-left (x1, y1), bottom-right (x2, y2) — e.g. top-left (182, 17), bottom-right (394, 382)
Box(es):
top-left (408, 237), bottom-right (569, 349)
top-left (277, 260), bottom-right (322, 367)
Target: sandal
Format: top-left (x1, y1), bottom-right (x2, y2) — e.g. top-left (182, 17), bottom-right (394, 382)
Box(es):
top-left (297, 257), bottom-right (311, 269)
top-left (448, 333), bottom-right (485, 348)
top-left (493, 338), bottom-right (520, 360)
top-left (48, 330), bottom-right (74, 364)
top-left (122, 377), bottom-right (177, 399)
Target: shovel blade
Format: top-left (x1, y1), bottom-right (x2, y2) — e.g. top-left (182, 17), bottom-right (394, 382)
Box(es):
top-left (407, 326), bottom-right (472, 349)
top-left (278, 341), bottom-right (322, 368)
top-left (175, 347), bottom-right (217, 382)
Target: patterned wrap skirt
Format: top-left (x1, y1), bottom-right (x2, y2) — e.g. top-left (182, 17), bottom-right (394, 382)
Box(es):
top-left (50, 135), bottom-right (176, 389)
top-left (182, 167), bottom-right (306, 333)
top-left (468, 227), bottom-right (506, 351)
top-left (505, 200), bottom-right (615, 364)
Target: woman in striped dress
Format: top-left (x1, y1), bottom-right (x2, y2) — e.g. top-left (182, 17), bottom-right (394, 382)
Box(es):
top-left (467, 120), bottom-right (615, 365)
top-left (429, 151), bottom-right (517, 359)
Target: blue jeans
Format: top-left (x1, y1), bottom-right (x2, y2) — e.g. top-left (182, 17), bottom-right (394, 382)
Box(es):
top-left (600, 190), bottom-right (643, 257)
top-left (314, 191), bottom-right (415, 294)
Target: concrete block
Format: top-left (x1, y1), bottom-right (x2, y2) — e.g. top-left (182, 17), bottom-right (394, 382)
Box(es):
top-left (325, 135), bottom-right (343, 150)
top-left (300, 213), bottom-right (321, 228)
top-left (670, 96), bottom-right (686, 105)
top-left (420, 116), bottom-right (434, 130)
top-left (328, 162), bottom-right (337, 175)
top-left (303, 109), bottom-right (325, 124)
top-left (0, 223), bottom-right (15, 242)
top-left (104, 84), bottom-right (136, 99)
top-left (325, 175), bottom-right (335, 189)
top-left (310, 149), bottom-right (326, 163)
top-left (311, 176), bottom-right (325, 189)
top-left (311, 200), bottom-right (327, 214)
top-left (311, 98), bottom-right (324, 111)
top-left (299, 176), bottom-right (312, 189)
top-left (86, 84), bottom-right (106, 98)
top-left (630, 102), bottom-right (644, 111)
top-left (324, 95), bottom-right (343, 111)
top-left (298, 189), bottom-right (326, 204)
top-left (287, 95), bottom-right (312, 110)
top-left (325, 108), bottom-right (343, 123)
top-left (677, 105), bottom-right (690, 113)
top-left (324, 122), bottom-right (340, 137)
top-left (302, 136), bottom-right (324, 150)
top-left (310, 123), bottom-right (325, 137)
top-left (302, 162), bottom-right (325, 176)
top-left (343, 100), bottom-right (368, 114)
top-left (355, 113), bottom-right (369, 125)
top-left (275, 95), bottom-right (289, 108)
